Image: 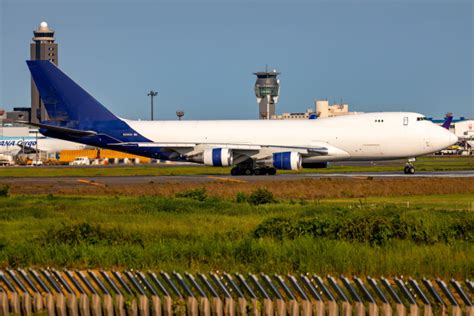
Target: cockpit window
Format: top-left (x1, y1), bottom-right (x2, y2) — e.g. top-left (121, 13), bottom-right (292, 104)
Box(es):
top-left (417, 117), bottom-right (427, 121)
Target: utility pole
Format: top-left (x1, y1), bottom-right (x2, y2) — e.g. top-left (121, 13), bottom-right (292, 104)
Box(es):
top-left (35, 131), bottom-right (39, 164)
top-left (147, 90), bottom-right (158, 120)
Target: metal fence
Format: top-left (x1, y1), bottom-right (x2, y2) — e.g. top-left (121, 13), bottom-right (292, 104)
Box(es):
top-left (0, 269), bottom-right (472, 315)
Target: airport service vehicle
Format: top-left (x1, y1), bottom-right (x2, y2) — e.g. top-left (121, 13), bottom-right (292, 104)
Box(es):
top-left (0, 136), bottom-right (85, 156)
top-left (25, 60), bottom-right (458, 175)
top-left (0, 154), bottom-right (14, 166)
top-left (31, 159), bottom-right (43, 166)
top-left (69, 157), bottom-right (90, 166)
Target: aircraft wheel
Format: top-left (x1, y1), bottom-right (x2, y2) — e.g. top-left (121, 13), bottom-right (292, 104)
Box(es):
top-left (244, 168), bottom-right (254, 176)
top-left (254, 168), bottom-right (262, 176)
top-left (230, 167), bottom-right (240, 176)
top-left (267, 168), bottom-right (277, 175)
top-left (407, 166), bottom-right (415, 174)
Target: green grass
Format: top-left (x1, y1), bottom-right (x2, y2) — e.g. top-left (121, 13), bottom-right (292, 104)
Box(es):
top-left (0, 193), bottom-right (472, 277)
top-left (0, 156), bottom-right (472, 177)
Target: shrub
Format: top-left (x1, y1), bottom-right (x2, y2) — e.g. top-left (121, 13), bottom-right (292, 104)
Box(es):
top-left (235, 192), bottom-right (248, 203)
top-left (175, 187), bottom-right (207, 201)
top-left (0, 185), bottom-right (10, 197)
top-left (253, 212), bottom-right (474, 246)
top-left (43, 223), bottom-right (144, 247)
top-left (248, 188), bottom-right (276, 205)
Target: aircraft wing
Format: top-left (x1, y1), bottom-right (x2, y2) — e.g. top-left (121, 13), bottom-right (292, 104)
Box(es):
top-left (108, 141), bottom-right (345, 158)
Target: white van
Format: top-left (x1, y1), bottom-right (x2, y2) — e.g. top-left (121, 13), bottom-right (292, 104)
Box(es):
top-left (69, 157), bottom-right (90, 166)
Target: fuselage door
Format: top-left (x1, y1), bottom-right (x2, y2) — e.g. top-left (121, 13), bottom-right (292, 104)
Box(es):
top-left (403, 116), bottom-right (409, 126)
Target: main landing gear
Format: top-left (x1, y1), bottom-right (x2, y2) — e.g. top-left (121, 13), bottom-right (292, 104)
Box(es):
top-left (230, 161), bottom-right (277, 176)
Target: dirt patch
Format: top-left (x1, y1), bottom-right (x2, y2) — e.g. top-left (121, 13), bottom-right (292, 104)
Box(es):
top-left (2, 177), bottom-right (473, 199)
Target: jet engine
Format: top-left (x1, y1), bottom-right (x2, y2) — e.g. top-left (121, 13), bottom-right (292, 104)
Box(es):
top-left (203, 148), bottom-right (233, 167)
top-left (272, 152), bottom-right (302, 170)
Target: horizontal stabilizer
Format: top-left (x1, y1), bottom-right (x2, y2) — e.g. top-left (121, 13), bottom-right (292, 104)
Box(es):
top-left (16, 121), bottom-right (97, 137)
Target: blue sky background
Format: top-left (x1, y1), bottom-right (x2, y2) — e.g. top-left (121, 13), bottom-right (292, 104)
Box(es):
top-left (1, 0), bottom-right (472, 120)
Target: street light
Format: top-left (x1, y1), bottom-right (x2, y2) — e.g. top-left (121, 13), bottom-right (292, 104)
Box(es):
top-left (147, 90), bottom-right (158, 120)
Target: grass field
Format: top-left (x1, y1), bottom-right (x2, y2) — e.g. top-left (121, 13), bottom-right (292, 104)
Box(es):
top-left (0, 191), bottom-right (472, 278)
top-left (0, 156), bottom-right (472, 177)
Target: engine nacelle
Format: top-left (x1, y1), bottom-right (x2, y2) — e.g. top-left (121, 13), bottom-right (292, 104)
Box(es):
top-left (203, 148), bottom-right (233, 167)
top-left (272, 152), bottom-right (302, 170)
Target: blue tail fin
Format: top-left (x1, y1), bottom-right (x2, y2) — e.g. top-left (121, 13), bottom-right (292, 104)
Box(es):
top-left (27, 60), bottom-right (150, 145)
top-left (27, 60), bottom-right (118, 127)
top-left (442, 113), bottom-right (453, 130)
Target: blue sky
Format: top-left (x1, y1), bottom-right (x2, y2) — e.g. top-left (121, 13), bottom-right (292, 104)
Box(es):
top-left (1, 0), bottom-right (472, 120)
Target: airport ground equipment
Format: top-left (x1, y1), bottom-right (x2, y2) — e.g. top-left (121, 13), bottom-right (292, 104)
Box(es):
top-left (0, 269), bottom-right (471, 315)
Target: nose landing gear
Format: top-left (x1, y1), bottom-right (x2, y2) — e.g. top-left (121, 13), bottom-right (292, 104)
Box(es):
top-left (403, 158), bottom-right (416, 174)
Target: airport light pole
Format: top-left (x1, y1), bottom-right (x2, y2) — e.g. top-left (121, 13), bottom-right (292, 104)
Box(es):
top-left (147, 90), bottom-right (158, 120)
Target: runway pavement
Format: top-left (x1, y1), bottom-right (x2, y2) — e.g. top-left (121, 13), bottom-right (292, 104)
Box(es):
top-left (1, 169), bottom-right (473, 186)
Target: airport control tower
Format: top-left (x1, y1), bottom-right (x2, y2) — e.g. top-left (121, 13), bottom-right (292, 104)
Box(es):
top-left (30, 21), bottom-right (58, 124)
top-left (254, 68), bottom-right (280, 119)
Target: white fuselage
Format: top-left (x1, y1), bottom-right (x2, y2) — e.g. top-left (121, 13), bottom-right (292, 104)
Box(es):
top-left (126, 112), bottom-right (457, 162)
top-left (0, 136), bottom-right (86, 155)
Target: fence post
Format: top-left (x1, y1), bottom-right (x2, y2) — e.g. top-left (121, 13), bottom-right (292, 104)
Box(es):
top-left (103, 294), bottom-right (114, 316)
top-left (0, 291), bottom-right (8, 315)
top-left (237, 297), bottom-right (248, 316)
top-left (263, 298), bottom-right (274, 316)
top-left (186, 296), bottom-right (198, 316)
top-left (150, 295), bottom-right (161, 316)
top-left (224, 297), bottom-right (236, 316)
top-left (21, 293), bottom-right (32, 315)
top-left (162, 296), bottom-right (173, 316)
top-left (126, 298), bottom-right (138, 316)
top-left (45, 292), bottom-right (56, 316)
top-left (55, 293), bottom-right (67, 316)
top-left (199, 297), bottom-right (211, 316)
top-left (66, 293), bottom-right (79, 316)
top-left (78, 294), bottom-right (90, 316)
top-left (139, 295), bottom-right (150, 316)
top-left (114, 294), bottom-right (126, 316)
top-left (251, 298), bottom-right (261, 316)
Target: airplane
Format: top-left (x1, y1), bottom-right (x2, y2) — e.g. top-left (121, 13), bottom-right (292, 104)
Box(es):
top-left (25, 60), bottom-right (458, 175)
top-left (0, 135), bottom-right (86, 155)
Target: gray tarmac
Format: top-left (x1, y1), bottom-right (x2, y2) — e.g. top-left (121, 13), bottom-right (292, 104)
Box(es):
top-left (1, 170), bottom-right (473, 186)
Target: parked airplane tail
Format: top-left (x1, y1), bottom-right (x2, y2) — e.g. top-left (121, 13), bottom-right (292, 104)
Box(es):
top-left (27, 60), bottom-right (119, 128)
top-left (441, 113), bottom-right (453, 130)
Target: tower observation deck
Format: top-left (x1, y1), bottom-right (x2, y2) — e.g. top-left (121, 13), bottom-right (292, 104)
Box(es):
top-left (254, 68), bottom-right (280, 119)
